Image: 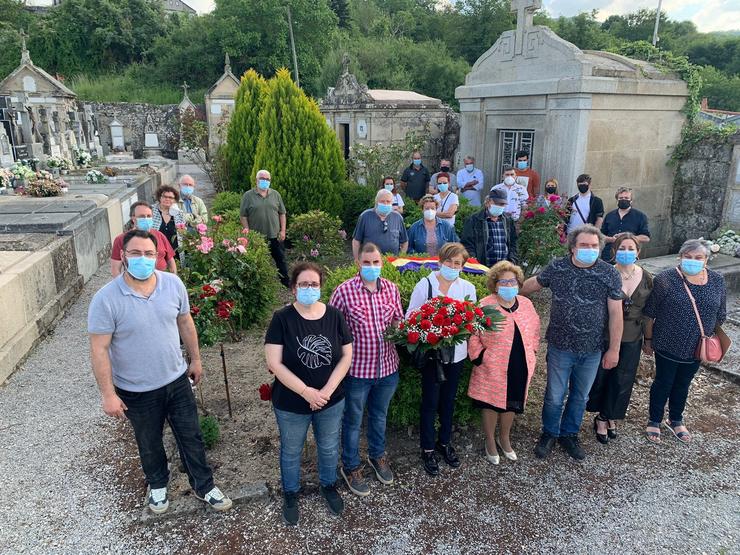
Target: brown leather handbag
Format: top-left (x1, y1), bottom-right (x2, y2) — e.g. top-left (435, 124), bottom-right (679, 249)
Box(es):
top-left (677, 268), bottom-right (728, 363)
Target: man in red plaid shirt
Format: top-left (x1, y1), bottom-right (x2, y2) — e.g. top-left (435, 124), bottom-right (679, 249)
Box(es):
top-left (329, 242), bottom-right (404, 497)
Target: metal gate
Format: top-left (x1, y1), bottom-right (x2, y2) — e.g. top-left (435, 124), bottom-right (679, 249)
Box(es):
top-left (496, 129), bottom-right (535, 176)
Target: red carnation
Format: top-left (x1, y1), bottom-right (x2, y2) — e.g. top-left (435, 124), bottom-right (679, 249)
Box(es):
top-left (524, 211), bottom-right (535, 219)
top-left (485, 317), bottom-right (492, 326)
top-left (537, 206), bottom-right (546, 214)
top-left (399, 322), bottom-right (405, 330)
top-left (407, 331), bottom-right (420, 344)
top-left (420, 319), bottom-right (432, 330)
top-left (444, 318), bottom-right (452, 326)
top-left (427, 332), bottom-right (440, 345)
top-left (442, 296), bottom-right (453, 305)
top-left (421, 304), bottom-right (435, 316)
top-left (452, 314), bottom-right (463, 325)
top-left (449, 325), bottom-right (459, 335)
top-left (465, 323), bottom-right (474, 333)
top-left (432, 314), bottom-right (445, 326)
top-left (258, 383), bottom-right (272, 401)
top-left (441, 327), bottom-right (451, 337)
top-left (191, 306), bottom-right (201, 315)
top-left (454, 301), bottom-right (464, 311)
top-left (465, 311), bottom-right (475, 322)
top-left (474, 308), bottom-right (483, 317)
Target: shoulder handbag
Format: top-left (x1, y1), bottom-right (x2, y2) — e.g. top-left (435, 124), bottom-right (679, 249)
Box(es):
top-left (676, 268), bottom-right (726, 363)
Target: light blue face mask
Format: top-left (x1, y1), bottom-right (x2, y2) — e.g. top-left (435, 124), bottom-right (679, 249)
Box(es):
top-left (180, 186), bottom-right (194, 197)
top-left (125, 256), bottom-right (156, 280)
top-left (384, 184), bottom-right (394, 191)
top-left (376, 203), bottom-right (392, 216)
top-left (497, 286), bottom-right (519, 302)
top-left (136, 217), bottom-right (154, 232)
top-left (680, 258), bottom-right (704, 275)
top-left (258, 179), bottom-right (270, 190)
top-left (296, 286), bottom-right (321, 306)
top-left (516, 161), bottom-right (528, 170)
top-left (575, 248), bottom-right (599, 265)
top-left (413, 159), bottom-right (422, 166)
top-left (488, 205), bottom-right (505, 217)
top-left (437, 183), bottom-right (449, 193)
top-left (439, 265), bottom-right (460, 281)
top-left (465, 164), bottom-right (474, 173)
top-left (360, 265), bottom-right (382, 282)
top-left (615, 250), bottom-right (637, 265)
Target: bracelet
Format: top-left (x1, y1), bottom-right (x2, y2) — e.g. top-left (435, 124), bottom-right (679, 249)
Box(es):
top-left (300, 385), bottom-right (308, 396)
top-left (644, 337), bottom-right (652, 341)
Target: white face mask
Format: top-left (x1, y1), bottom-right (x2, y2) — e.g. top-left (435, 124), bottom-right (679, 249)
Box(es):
top-left (503, 176), bottom-right (516, 186)
top-left (423, 209), bottom-right (436, 221)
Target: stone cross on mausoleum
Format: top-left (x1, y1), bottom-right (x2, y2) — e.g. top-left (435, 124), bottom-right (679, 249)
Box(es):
top-left (511, 0), bottom-right (541, 55)
top-left (19, 30), bottom-right (31, 64)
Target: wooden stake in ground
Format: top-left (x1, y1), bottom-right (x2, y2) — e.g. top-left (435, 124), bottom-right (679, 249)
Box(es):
top-left (220, 343), bottom-right (233, 418)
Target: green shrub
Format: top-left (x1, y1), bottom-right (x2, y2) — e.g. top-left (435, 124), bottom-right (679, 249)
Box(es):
top-left (287, 210), bottom-right (346, 262)
top-left (199, 415), bottom-right (220, 449)
top-left (324, 259), bottom-right (490, 428)
top-left (212, 191), bottom-right (242, 215)
top-left (402, 195), bottom-right (422, 228)
top-left (454, 197), bottom-right (480, 237)
top-left (226, 69), bottom-right (266, 192)
top-left (339, 181), bottom-right (377, 232)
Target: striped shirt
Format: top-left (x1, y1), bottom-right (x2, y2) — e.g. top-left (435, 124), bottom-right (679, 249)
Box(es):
top-left (329, 275), bottom-right (404, 379)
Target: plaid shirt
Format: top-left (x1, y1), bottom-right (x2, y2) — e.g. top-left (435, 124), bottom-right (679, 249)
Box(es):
top-left (486, 218), bottom-right (508, 265)
top-left (329, 275), bottom-right (404, 379)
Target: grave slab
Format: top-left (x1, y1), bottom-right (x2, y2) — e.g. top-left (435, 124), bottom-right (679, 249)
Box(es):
top-left (0, 251), bottom-right (30, 273)
top-left (0, 212), bottom-right (82, 233)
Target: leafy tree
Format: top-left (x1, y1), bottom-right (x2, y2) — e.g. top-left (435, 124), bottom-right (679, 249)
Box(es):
top-left (699, 66), bottom-right (740, 112)
top-left (226, 69), bottom-right (267, 192)
top-left (330, 0), bottom-right (351, 28)
top-left (253, 69), bottom-right (346, 217)
top-left (685, 37), bottom-right (740, 76)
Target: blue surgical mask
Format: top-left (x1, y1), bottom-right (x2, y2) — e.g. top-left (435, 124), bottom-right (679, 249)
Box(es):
top-left (413, 159), bottom-right (422, 166)
top-left (516, 161), bottom-right (528, 170)
top-left (437, 183), bottom-right (449, 193)
top-left (498, 286), bottom-right (519, 302)
top-left (180, 186), bottom-right (194, 197)
top-left (465, 164), bottom-right (474, 173)
top-left (488, 205), bottom-right (505, 217)
top-left (360, 265), bottom-right (382, 282)
top-left (258, 179), bottom-right (270, 190)
top-left (296, 286), bottom-right (321, 306)
top-left (126, 256), bottom-right (156, 280)
top-left (136, 217), bottom-right (154, 231)
top-left (615, 250), bottom-right (637, 265)
top-left (384, 184), bottom-right (394, 191)
top-left (680, 258), bottom-right (704, 276)
top-left (439, 265), bottom-right (460, 281)
top-left (376, 203), bottom-right (392, 216)
top-left (575, 248), bottom-right (599, 265)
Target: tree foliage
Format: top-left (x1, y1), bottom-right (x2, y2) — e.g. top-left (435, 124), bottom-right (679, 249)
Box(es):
top-left (226, 69), bottom-right (267, 192)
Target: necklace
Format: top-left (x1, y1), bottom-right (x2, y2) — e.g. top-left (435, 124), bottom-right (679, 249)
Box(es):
top-left (618, 265), bottom-right (636, 280)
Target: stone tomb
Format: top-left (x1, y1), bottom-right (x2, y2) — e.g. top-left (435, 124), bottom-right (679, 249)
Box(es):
top-left (204, 54), bottom-right (239, 156)
top-left (456, 0), bottom-right (688, 255)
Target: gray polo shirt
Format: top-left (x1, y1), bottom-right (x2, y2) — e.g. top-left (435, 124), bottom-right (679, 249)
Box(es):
top-left (353, 209), bottom-right (408, 255)
top-left (88, 271), bottom-right (190, 392)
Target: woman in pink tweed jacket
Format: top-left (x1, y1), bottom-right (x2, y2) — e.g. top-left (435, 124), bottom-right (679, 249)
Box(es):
top-left (468, 261), bottom-right (540, 464)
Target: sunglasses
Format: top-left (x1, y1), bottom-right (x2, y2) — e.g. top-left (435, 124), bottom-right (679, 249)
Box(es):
top-left (382, 221), bottom-right (388, 233)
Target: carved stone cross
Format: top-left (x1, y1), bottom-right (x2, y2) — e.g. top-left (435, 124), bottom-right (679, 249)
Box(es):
top-left (511, 0), bottom-right (541, 55)
top-left (19, 29), bottom-right (31, 64)
top-left (182, 81), bottom-right (189, 96)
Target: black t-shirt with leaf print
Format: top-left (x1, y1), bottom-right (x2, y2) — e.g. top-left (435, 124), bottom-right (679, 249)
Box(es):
top-left (265, 304), bottom-right (353, 414)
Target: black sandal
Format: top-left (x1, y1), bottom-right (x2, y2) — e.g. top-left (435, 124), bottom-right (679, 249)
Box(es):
top-left (607, 421), bottom-right (617, 440)
top-left (593, 415), bottom-right (608, 444)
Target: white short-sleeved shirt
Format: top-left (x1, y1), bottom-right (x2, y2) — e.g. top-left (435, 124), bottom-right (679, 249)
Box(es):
top-left (433, 192), bottom-right (459, 227)
top-left (392, 193), bottom-right (405, 212)
top-left (568, 192), bottom-right (591, 231)
top-left (492, 183), bottom-right (528, 220)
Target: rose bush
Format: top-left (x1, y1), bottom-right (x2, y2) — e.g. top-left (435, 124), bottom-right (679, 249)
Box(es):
top-left (286, 210), bottom-right (346, 262)
top-left (518, 195), bottom-right (568, 276)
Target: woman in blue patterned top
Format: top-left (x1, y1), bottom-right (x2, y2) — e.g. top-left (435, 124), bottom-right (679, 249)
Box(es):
top-left (642, 239), bottom-right (727, 444)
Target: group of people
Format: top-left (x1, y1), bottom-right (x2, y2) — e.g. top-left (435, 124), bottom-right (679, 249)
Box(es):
top-left (88, 158), bottom-right (727, 527)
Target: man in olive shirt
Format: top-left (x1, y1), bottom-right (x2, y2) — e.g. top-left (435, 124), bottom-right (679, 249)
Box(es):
top-left (240, 169), bottom-right (289, 287)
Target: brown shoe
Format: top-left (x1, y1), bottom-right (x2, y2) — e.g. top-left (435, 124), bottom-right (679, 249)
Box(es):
top-left (340, 466), bottom-right (370, 496)
top-left (368, 456), bottom-right (394, 485)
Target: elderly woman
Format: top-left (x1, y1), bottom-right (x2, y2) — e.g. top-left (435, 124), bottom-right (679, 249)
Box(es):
top-left (643, 239), bottom-right (727, 444)
top-left (177, 174), bottom-right (208, 227)
top-left (406, 242), bottom-right (477, 476)
top-left (265, 262), bottom-right (353, 525)
top-left (587, 233), bottom-right (653, 443)
top-left (152, 185), bottom-right (186, 253)
top-left (381, 176), bottom-right (405, 214)
top-left (468, 261), bottom-right (540, 464)
top-left (407, 194), bottom-right (459, 255)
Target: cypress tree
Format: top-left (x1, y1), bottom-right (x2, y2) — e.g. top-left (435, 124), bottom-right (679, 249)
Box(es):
top-left (253, 68), bottom-right (345, 217)
top-left (225, 69), bottom-right (266, 192)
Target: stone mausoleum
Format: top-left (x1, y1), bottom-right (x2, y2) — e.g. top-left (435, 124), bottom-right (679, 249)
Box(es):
top-left (456, 0), bottom-right (688, 255)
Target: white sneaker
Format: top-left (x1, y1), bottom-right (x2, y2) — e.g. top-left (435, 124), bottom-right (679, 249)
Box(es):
top-left (195, 486), bottom-right (233, 512)
top-left (484, 442), bottom-right (500, 465)
top-left (148, 487), bottom-right (169, 514)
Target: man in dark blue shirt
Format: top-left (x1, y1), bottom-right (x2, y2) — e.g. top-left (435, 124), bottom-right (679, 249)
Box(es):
top-left (400, 151), bottom-right (431, 201)
top-left (600, 187), bottom-right (650, 261)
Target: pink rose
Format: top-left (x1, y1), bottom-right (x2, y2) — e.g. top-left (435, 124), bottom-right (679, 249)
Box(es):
top-left (241, 228), bottom-right (249, 235)
top-left (222, 239), bottom-right (231, 247)
top-left (310, 248), bottom-right (319, 257)
top-left (237, 237), bottom-right (248, 247)
top-left (549, 194), bottom-right (560, 203)
top-left (537, 206), bottom-right (546, 214)
top-left (175, 222), bottom-right (186, 230)
top-left (212, 215), bottom-right (222, 223)
top-left (196, 223), bottom-right (208, 234)
top-left (236, 245), bottom-right (246, 254)
top-left (524, 211), bottom-right (535, 219)
top-left (338, 230), bottom-right (347, 240)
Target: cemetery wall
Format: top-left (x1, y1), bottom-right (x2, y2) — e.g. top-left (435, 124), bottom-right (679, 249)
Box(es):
top-left (671, 131), bottom-right (740, 250)
top-left (89, 102), bottom-right (184, 159)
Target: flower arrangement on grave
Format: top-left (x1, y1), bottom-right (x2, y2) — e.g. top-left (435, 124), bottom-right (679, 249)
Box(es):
top-left (103, 166), bottom-right (118, 177)
top-left (709, 230), bottom-right (740, 258)
top-left (10, 162), bottom-right (36, 182)
top-left (46, 156), bottom-right (72, 170)
top-left (0, 168), bottom-right (13, 189)
top-left (518, 195), bottom-right (569, 275)
top-left (86, 170), bottom-right (108, 183)
top-left (73, 147), bottom-right (92, 168)
top-left (26, 174), bottom-right (63, 197)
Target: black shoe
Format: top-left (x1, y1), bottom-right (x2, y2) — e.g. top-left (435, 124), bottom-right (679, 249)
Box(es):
top-left (319, 483), bottom-right (344, 516)
top-left (607, 422), bottom-right (618, 440)
top-left (421, 450), bottom-right (440, 476)
top-left (559, 435), bottom-right (586, 460)
top-left (534, 433), bottom-right (556, 459)
top-left (593, 416), bottom-right (609, 445)
top-left (282, 492), bottom-right (299, 526)
top-left (435, 442), bottom-right (461, 468)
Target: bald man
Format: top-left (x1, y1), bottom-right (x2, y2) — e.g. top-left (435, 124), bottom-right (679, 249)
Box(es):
top-left (240, 170), bottom-right (289, 287)
top-left (177, 174), bottom-right (208, 227)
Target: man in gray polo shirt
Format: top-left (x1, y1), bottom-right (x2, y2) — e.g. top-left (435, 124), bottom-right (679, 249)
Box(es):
top-left (352, 189), bottom-right (408, 260)
top-left (88, 230), bottom-right (232, 514)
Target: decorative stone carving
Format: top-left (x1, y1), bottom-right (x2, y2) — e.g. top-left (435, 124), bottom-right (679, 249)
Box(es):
top-left (323, 54), bottom-right (372, 106)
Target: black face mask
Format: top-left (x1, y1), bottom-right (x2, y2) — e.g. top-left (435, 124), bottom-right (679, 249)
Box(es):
top-left (577, 183), bottom-right (590, 194)
top-left (618, 199), bottom-right (631, 210)
top-left (440, 166), bottom-right (450, 172)
top-left (545, 186), bottom-right (557, 194)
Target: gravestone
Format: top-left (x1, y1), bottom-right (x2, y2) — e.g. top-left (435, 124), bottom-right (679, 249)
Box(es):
top-left (0, 124), bottom-right (13, 166)
top-left (143, 114), bottom-right (163, 158)
top-left (109, 118), bottom-right (124, 151)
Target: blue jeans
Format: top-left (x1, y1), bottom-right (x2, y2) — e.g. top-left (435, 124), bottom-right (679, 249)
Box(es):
top-left (116, 373), bottom-right (214, 497)
top-left (542, 346), bottom-right (601, 437)
top-left (342, 372), bottom-right (399, 471)
top-left (274, 400), bottom-right (344, 494)
top-left (648, 351), bottom-right (700, 424)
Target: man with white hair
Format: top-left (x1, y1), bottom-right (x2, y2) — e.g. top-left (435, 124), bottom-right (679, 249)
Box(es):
top-left (240, 170), bottom-right (289, 287)
top-left (177, 174), bottom-right (208, 227)
top-left (352, 189), bottom-right (408, 260)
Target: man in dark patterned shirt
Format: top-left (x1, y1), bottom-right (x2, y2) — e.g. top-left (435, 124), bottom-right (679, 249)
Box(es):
top-left (521, 224), bottom-right (623, 461)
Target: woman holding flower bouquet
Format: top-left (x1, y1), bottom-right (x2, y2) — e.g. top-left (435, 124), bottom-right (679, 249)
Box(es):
top-left (468, 261), bottom-right (540, 464)
top-left (406, 242), bottom-right (477, 476)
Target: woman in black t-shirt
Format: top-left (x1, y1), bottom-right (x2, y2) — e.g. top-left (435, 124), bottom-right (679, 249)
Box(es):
top-left (265, 262), bottom-right (353, 526)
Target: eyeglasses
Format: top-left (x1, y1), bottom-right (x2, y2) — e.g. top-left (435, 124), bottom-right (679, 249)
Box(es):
top-left (161, 195), bottom-right (176, 200)
top-left (497, 278), bottom-right (518, 286)
top-left (382, 221), bottom-right (388, 233)
top-left (297, 282), bottom-right (320, 289)
top-left (125, 249), bottom-right (157, 259)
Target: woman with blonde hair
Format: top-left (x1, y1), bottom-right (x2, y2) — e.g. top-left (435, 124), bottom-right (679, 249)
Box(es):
top-left (468, 261), bottom-right (541, 464)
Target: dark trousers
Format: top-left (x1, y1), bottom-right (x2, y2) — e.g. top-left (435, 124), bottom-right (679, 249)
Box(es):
top-left (648, 352), bottom-right (700, 424)
top-left (587, 339), bottom-right (643, 420)
top-left (116, 373), bottom-right (214, 497)
top-left (420, 360), bottom-right (463, 450)
top-left (269, 238), bottom-right (290, 287)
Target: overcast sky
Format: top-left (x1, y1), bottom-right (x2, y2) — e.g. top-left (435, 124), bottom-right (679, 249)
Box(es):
top-left (184, 0), bottom-right (738, 33)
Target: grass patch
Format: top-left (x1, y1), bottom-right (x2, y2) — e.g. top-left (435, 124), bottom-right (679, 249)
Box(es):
top-left (70, 73), bottom-right (206, 105)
